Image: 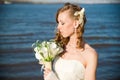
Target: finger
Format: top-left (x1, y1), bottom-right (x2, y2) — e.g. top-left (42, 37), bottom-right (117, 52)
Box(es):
top-left (44, 71), bottom-right (47, 76)
top-left (43, 70), bottom-right (49, 76)
top-left (44, 74), bottom-right (46, 80)
top-left (44, 68), bottom-right (51, 72)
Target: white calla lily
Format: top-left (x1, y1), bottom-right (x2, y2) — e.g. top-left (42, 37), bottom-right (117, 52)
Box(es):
top-left (35, 52), bottom-right (43, 60)
top-left (40, 47), bottom-right (48, 57)
top-left (34, 47), bottom-right (39, 53)
top-left (33, 40), bottom-right (63, 62)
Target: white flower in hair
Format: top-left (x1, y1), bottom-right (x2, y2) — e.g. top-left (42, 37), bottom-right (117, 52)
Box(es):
top-left (74, 8), bottom-right (85, 25)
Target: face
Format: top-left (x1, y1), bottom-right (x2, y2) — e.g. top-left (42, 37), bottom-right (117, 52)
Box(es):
top-left (57, 11), bottom-right (75, 38)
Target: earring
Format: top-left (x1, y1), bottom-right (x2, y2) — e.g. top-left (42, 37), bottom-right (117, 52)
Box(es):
top-left (74, 28), bottom-right (77, 34)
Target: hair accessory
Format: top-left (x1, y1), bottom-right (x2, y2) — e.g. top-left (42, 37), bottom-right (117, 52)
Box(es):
top-left (74, 8), bottom-right (85, 25)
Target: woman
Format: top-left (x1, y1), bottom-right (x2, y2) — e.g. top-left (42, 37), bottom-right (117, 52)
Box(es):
top-left (44, 3), bottom-right (98, 80)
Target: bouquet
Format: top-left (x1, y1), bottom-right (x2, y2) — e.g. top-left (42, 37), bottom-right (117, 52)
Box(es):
top-left (32, 40), bottom-right (63, 70)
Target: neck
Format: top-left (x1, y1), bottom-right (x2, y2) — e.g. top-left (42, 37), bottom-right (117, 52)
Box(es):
top-left (67, 33), bottom-right (77, 48)
top-left (66, 33), bottom-right (84, 49)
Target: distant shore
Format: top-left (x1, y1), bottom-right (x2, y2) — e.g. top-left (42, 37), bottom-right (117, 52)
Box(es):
top-left (0, 0), bottom-right (120, 4)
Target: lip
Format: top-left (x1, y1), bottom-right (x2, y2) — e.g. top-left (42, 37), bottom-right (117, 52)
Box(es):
top-left (59, 30), bottom-right (63, 35)
top-left (59, 30), bottom-right (62, 33)
top-left (60, 31), bottom-right (63, 34)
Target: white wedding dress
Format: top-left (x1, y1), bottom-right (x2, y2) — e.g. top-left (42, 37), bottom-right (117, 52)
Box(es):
top-left (45, 56), bottom-right (85, 80)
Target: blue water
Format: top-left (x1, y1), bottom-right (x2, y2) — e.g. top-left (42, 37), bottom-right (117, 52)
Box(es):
top-left (0, 3), bottom-right (120, 80)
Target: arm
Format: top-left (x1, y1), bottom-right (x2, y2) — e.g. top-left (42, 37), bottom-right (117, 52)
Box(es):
top-left (84, 49), bottom-right (98, 80)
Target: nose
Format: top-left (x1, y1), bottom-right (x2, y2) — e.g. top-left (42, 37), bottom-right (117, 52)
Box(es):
top-left (57, 23), bottom-right (61, 30)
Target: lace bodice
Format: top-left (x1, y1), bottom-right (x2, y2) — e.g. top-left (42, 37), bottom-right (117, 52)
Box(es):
top-left (53, 56), bottom-right (85, 80)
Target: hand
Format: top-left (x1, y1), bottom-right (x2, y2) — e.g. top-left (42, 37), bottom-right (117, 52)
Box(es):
top-left (44, 67), bottom-right (51, 79)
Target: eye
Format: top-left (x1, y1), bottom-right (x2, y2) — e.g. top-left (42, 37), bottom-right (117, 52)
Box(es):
top-left (58, 20), bottom-right (65, 25)
top-left (61, 22), bottom-right (65, 25)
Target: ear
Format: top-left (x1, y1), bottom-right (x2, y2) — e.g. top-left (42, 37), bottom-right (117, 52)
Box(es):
top-left (74, 20), bottom-right (79, 28)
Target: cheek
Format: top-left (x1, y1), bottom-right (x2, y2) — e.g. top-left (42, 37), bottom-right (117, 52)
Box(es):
top-left (66, 23), bottom-right (74, 30)
top-left (68, 23), bottom-right (74, 31)
top-left (69, 27), bottom-right (74, 33)
top-left (65, 25), bottom-right (74, 34)
top-left (61, 25), bottom-right (74, 37)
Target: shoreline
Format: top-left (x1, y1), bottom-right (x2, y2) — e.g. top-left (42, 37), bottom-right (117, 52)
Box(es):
top-left (1, 0), bottom-right (120, 4)
top-left (13, 2), bottom-right (120, 4)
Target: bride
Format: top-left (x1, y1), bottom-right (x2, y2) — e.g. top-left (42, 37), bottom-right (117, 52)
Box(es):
top-left (43, 3), bottom-right (98, 80)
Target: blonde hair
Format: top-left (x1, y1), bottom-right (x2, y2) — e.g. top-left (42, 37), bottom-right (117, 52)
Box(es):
top-left (55, 3), bottom-right (87, 49)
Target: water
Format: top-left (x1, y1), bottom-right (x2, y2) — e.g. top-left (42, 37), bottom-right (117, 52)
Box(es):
top-left (0, 3), bottom-right (120, 80)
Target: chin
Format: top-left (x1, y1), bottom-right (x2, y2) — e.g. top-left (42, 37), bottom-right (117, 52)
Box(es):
top-left (62, 34), bottom-right (69, 38)
top-left (61, 32), bottom-right (70, 38)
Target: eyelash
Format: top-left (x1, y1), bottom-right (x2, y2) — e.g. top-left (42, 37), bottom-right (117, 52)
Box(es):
top-left (57, 21), bottom-right (65, 25)
top-left (61, 22), bottom-right (64, 25)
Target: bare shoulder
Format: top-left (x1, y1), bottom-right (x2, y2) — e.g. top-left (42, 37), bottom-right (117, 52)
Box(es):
top-left (83, 43), bottom-right (98, 61)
